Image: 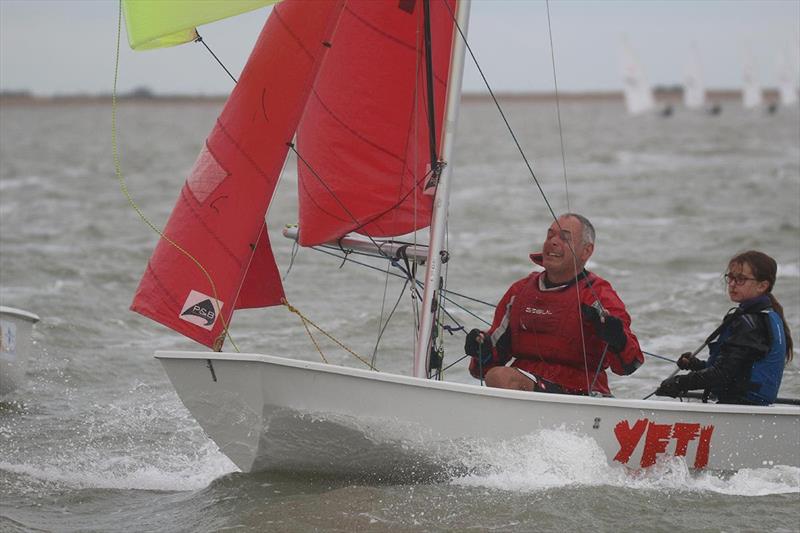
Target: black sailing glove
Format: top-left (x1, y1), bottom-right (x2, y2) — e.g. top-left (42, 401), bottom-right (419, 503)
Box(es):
top-left (580, 303), bottom-right (627, 353)
top-left (465, 328), bottom-right (493, 367)
top-left (655, 375), bottom-right (688, 398)
top-left (676, 352), bottom-right (705, 371)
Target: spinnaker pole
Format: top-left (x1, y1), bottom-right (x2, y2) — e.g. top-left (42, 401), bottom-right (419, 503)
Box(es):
top-left (413, 0), bottom-right (471, 379)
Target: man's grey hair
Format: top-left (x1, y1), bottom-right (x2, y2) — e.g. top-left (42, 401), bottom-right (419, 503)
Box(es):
top-left (562, 212), bottom-right (595, 245)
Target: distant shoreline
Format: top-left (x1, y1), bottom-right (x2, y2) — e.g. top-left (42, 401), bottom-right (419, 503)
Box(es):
top-left (0, 89), bottom-right (778, 106)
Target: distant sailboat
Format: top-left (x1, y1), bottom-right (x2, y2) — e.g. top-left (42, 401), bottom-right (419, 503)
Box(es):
top-left (620, 36), bottom-right (671, 116)
top-left (776, 40), bottom-right (799, 108)
top-left (741, 47), bottom-right (765, 111)
top-left (684, 41), bottom-right (720, 115)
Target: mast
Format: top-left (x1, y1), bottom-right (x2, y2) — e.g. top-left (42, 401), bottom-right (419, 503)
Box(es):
top-left (413, 0), bottom-right (471, 379)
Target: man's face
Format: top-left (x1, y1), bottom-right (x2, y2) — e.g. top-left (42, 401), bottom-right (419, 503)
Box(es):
top-left (541, 216), bottom-right (593, 280)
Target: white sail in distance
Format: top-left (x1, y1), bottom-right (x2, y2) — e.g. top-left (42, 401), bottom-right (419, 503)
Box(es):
top-left (620, 37), bottom-right (655, 115)
top-left (777, 38), bottom-right (799, 106)
top-left (684, 41), bottom-right (706, 109)
top-left (741, 47), bottom-right (762, 109)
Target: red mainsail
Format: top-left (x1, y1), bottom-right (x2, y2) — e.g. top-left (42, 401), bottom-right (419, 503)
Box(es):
top-left (295, 0), bottom-right (457, 246)
top-left (131, 0), bottom-right (344, 348)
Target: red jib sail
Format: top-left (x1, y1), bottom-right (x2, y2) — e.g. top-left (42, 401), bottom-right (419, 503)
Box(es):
top-left (295, 0), bottom-right (457, 246)
top-left (131, 0), bottom-right (344, 348)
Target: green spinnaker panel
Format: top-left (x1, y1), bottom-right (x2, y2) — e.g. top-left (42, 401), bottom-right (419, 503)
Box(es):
top-left (122, 0), bottom-right (279, 50)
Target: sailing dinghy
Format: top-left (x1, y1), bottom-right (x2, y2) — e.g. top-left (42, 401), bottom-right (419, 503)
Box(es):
top-left (684, 41), bottom-right (721, 115)
top-left (0, 306), bottom-right (40, 397)
top-left (619, 36), bottom-right (672, 117)
top-left (741, 46), bottom-right (765, 111)
top-left (121, 0), bottom-right (799, 475)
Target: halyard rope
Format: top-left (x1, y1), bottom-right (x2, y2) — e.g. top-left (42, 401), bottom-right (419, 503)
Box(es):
top-left (545, 0), bottom-right (591, 394)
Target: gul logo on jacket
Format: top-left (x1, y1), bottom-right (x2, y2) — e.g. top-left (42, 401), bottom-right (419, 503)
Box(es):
top-left (524, 306), bottom-right (552, 315)
top-left (179, 290), bottom-right (223, 330)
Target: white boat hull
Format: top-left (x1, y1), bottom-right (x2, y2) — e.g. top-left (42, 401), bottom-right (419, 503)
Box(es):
top-left (157, 351), bottom-right (800, 476)
top-left (0, 306), bottom-right (40, 397)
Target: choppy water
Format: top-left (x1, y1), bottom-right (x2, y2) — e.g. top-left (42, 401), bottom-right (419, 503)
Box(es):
top-left (1, 97), bottom-right (799, 532)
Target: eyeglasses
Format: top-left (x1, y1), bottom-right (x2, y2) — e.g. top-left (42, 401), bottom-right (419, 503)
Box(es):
top-left (724, 273), bottom-right (758, 286)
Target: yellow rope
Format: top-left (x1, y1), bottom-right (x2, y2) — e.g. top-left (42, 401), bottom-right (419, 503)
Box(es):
top-left (282, 299), bottom-right (377, 371)
top-left (112, 0), bottom-right (238, 353)
top-left (298, 314), bottom-right (328, 364)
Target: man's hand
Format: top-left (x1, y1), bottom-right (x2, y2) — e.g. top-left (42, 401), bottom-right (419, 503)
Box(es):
top-left (677, 352), bottom-right (705, 371)
top-left (465, 328), bottom-right (493, 366)
top-left (581, 303), bottom-right (627, 352)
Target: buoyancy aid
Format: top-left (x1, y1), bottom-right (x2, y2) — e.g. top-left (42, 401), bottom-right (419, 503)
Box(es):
top-left (747, 310), bottom-right (786, 404)
top-left (707, 298), bottom-right (786, 405)
top-left (508, 271), bottom-right (611, 393)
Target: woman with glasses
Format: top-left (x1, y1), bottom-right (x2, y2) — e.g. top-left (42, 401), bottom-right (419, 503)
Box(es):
top-left (656, 250), bottom-right (793, 405)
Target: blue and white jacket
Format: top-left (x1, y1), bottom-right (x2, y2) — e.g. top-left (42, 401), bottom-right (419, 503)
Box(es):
top-left (685, 295), bottom-right (786, 405)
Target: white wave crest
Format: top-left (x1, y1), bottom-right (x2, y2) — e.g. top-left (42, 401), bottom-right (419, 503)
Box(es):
top-left (450, 428), bottom-right (800, 496)
top-left (0, 439), bottom-right (235, 492)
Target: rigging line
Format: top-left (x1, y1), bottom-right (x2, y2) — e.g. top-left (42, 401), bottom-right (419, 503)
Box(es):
top-left (573, 268), bottom-right (592, 393)
top-left (194, 33), bottom-right (238, 84)
top-left (372, 259), bottom-right (395, 368)
top-left (588, 344), bottom-right (609, 393)
top-left (433, 353), bottom-right (469, 380)
top-left (283, 237), bottom-right (300, 280)
top-left (312, 246), bottom-right (422, 292)
top-left (643, 351), bottom-right (677, 364)
top-left (112, 0), bottom-right (238, 353)
top-left (282, 298), bottom-right (377, 370)
top-left (545, 0), bottom-right (570, 212)
top-left (434, 221), bottom-right (452, 378)
top-left (307, 245), bottom-right (491, 326)
top-left (371, 277), bottom-right (411, 368)
top-left (298, 312), bottom-right (329, 365)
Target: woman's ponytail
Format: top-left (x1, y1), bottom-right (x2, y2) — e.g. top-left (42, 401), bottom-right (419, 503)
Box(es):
top-left (767, 293), bottom-right (794, 361)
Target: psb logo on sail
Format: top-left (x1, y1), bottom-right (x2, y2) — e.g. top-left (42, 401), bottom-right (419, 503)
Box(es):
top-left (179, 290), bottom-right (223, 330)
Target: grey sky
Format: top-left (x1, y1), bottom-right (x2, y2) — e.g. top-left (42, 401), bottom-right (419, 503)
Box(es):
top-left (1, 0), bottom-right (798, 96)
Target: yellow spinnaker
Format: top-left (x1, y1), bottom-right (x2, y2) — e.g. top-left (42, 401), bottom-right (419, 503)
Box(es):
top-left (122, 0), bottom-right (278, 50)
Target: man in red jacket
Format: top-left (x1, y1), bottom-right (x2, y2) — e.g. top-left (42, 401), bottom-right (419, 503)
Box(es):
top-left (467, 213), bottom-right (643, 396)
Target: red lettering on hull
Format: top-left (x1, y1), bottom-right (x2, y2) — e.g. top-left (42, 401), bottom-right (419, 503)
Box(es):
top-left (613, 418), bottom-right (715, 469)
top-left (613, 419), bottom-right (648, 463)
top-left (671, 423), bottom-right (701, 457)
top-left (641, 422), bottom-right (672, 467)
top-left (694, 425), bottom-right (714, 469)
